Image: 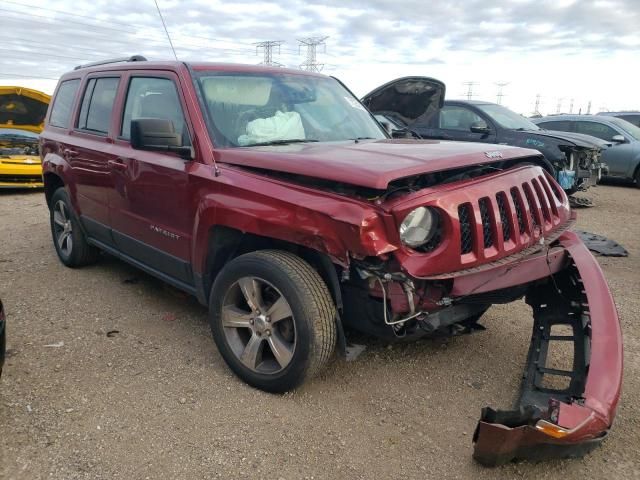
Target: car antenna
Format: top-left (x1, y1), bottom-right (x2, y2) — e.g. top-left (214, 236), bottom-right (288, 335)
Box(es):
top-left (154, 0), bottom-right (178, 61)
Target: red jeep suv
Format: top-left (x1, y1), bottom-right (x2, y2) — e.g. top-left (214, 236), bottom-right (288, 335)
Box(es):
top-left (40, 56), bottom-right (622, 465)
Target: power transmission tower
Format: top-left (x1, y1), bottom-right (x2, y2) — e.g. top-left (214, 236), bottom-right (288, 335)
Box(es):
top-left (255, 40), bottom-right (284, 66)
top-left (587, 101), bottom-right (592, 115)
top-left (534, 94), bottom-right (541, 115)
top-left (569, 98), bottom-right (574, 114)
top-left (556, 98), bottom-right (564, 114)
top-left (462, 81), bottom-right (478, 100)
top-left (298, 36), bottom-right (328, 72)
top-left (495, 82), bottom-right (510, 105)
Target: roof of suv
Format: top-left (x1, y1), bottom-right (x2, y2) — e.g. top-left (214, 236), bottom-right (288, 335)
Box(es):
top-left (65, 59), bottom-right (325, 79)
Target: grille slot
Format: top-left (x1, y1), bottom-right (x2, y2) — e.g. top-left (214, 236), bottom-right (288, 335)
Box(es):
top-left (511, 188), bottom-right (526, 234)
top-left (523, 184), bottom-right (541, 230)
top-left (496, 192), bottom-right (511, 242)
top-left (532, 179), bottom-right (551, 222)
top-left (458, 203), bottom-right (473, 254)
top-left (479, 197), bottom-right (494, 248)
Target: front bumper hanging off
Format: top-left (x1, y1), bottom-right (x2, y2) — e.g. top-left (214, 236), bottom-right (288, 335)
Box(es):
top-left (472, 231), bottom-right (623, 466)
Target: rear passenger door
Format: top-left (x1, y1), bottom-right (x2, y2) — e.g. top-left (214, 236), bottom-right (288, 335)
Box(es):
top-left (108, 73), bottom-right (195, 286)
top-left (68, 75), bottom-right (121, 246)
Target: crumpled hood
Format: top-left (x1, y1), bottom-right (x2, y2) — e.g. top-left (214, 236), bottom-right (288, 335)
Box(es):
top-left (525, 129), bottom-right (610, 149)
top-left (0, 86), bottom-right (51, 134)
top-left (216, 139), bottom-right (540, 189)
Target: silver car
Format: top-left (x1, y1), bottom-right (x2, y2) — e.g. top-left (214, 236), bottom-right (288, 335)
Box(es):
top-left (533, 115), bottom-right (640, 186)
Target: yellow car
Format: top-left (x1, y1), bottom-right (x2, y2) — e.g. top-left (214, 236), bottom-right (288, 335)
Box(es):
top-left (0, 86), bottom-right (51, 188)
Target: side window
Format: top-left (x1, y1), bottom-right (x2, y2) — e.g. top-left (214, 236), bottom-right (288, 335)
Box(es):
top-left (121, 77), bottom-right (189, 145)
top-left (439, 106), bottom-right (484, 131)
top-left (77, 77), bottom-right (120, 134)
top-left (49, 79), bottom-right (80, 128)
top-left (575, 121), bottom-right (618, 141)
top-left (537, 120), bottom-right (571, 132)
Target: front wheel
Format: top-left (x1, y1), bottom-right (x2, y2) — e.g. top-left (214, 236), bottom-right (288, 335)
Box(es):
top-left (209, 250), bottom-right (336, 393)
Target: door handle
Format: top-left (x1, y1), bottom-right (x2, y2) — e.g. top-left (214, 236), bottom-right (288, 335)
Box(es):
top-left (107, 159), bottom-right (128, 171)
top-left (63, 148), bottom-right (79, 158)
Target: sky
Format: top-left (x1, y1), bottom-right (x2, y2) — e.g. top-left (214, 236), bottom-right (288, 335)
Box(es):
top-left (1, 0), bottom-right (638, 116)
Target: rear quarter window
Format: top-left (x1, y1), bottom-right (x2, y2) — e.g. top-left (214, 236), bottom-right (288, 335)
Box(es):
top-left (538, 120), bottom-right (572, 131)
top-left (49, 79), bottom-right (80, 128)
top-left (77, 77), bottom-right (120, 134)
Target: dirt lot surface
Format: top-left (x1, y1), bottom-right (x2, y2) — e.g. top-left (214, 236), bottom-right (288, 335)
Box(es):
top-left (1, 184), bottom-right (639, 479)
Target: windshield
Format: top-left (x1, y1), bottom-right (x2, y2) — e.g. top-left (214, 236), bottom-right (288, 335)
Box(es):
top-left (475, 104), bottom-right (540, 131)
top-left (196, 72), bottom-right (386, 147)
top-left (608, 117), bottom-right (640, 141)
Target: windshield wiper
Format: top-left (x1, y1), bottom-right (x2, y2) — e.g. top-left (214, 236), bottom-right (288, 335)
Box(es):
top-left (243, 139), bottom-right (319, 147)
top-left (350, 137), bottom-right (376, 142)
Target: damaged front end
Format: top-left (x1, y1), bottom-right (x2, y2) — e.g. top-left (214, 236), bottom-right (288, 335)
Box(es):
top-left (473, 231), bottom-right (622, 466)
top-left (336, 162), bottom-right (621, 464)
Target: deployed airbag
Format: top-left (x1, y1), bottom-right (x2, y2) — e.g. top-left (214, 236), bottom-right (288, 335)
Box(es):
top-left (238, 111), bottom-right (305, 146)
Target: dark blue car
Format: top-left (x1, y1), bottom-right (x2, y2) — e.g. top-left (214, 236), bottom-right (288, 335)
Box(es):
top-left (363, 77), bottom-right (608, 194)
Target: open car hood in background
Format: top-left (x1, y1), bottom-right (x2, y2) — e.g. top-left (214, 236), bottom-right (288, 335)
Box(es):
top-left (0, 86), bottom-right (51, 134)
top-left (361, 76), bottom-right (446, 128)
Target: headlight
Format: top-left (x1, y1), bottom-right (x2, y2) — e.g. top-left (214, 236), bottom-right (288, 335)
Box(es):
top-left (399, 207), bottom-right (439, 248)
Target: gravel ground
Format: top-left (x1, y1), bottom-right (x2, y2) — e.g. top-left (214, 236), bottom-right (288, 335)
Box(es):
top-left (1, 184), bottom-right (639, 479)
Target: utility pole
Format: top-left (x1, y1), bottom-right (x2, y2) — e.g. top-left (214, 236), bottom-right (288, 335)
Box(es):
top-left (255, 40), bottom-right (284, 66)
top-left (298, 36), bottom-right (328, 72)
top-left (462, 81), bottom-right (478, 100)
top-left (495, 82), bottom-right (510, 105)
top-left (534, 94), bottom-right (541, 115)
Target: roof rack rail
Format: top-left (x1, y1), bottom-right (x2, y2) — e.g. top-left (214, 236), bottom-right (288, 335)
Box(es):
top-left (74, 55), bottom-right (147, 71)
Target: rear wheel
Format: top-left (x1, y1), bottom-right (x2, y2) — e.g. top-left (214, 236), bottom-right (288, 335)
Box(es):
top-left (49, 188), bottom-right (100, 267)
top-left (209, 250), bottom-right (336, 392)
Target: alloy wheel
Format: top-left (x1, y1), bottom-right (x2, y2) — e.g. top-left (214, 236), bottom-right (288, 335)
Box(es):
top-left (221, 276), bottom-right (296, 374)
top-left (53, 200), bottom-right (73, 257)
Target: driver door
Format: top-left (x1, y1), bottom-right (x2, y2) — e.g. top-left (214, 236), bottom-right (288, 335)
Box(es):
top-left (432, 105), bottom-right (497, 143)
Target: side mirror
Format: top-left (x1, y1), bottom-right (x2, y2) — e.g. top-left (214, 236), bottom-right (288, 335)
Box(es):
top-left (611, 134), bottom-right (626, 144)
top-left (131, 118), bottom-right (193, 159)
top-left (470, 121), bottom-right (491, 134)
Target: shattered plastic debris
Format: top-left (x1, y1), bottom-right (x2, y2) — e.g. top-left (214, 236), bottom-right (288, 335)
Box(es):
top-left (575, 230), bottom-right (629, 257)
top-left (569, 196), bottom-right (594, 208)
top-left (44, 341), bottom-right (64, 348)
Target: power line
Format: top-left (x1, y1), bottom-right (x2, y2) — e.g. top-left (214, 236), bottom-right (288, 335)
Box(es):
top-left (298, 36), bottom-right (328, 72)
top-left (0, 8), bottom-right (256, 57)
top-left (0, 72), bottom-right (60, 80)
top-left (254, 40), bottom-right (284, 66)
top-left (153, 0), bottom-right (178, 60)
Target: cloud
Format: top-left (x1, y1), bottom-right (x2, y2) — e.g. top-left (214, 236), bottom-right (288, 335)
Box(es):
top-left (0, 0), bottom-right (638, 114)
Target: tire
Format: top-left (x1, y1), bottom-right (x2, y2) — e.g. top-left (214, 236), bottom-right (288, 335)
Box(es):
top-left (209, 250), bottom-right (336, 393)
top-left (635, 167), bottom-right (640, 188)
top-left (49, 187), bottom-right (100, 267)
